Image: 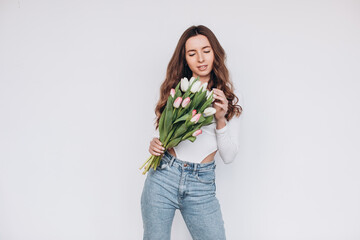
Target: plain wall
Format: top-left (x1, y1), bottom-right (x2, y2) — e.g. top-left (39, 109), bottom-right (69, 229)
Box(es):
top-left (0, 0), bottom-right (359, 239)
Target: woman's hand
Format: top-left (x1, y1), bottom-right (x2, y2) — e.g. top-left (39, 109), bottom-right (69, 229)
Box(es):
top-left (149, 137), bottom-right (165, 156)
top-left (212, 88), bottom-right (228, 121)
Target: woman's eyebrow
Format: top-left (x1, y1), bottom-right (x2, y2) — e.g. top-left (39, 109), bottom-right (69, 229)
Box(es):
top-left (187, 46), bottom-right (211, 52)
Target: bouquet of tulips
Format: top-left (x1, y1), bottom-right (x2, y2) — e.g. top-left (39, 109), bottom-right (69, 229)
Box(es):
top-left (139, 76), bottom-right (216, 175)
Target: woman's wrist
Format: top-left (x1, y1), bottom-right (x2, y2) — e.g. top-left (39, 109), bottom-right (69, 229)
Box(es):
top-left (216, 117), bottom-right (227, 130)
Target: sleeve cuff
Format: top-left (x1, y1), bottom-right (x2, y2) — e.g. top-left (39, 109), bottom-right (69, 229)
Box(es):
top-left (215, 122), bottom-right (228, 134)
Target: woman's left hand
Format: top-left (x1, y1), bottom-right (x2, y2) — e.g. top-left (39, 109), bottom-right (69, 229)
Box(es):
top-left (212, 88), bottom-right (228, 121)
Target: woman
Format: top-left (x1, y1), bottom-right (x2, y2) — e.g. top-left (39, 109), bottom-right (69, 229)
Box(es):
top-left (141, 25), bottom-right (243, 240)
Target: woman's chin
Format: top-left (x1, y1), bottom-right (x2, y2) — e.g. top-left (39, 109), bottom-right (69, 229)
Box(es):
top-left (194, 72), bottom-right (211, 78)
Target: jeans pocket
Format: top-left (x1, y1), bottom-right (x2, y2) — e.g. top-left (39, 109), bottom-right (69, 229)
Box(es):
top-left (195, 169), bottom-right (215, 184)
top-left (159, 159), bottom-right (170, 170)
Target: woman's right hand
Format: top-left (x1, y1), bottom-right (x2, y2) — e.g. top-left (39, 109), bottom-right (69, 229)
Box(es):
top-left (149, 137), bottom-right (165, 156)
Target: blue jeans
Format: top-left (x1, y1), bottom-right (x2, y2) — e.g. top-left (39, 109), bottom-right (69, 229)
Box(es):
top-left (141, 150), bottom-right (226, 240)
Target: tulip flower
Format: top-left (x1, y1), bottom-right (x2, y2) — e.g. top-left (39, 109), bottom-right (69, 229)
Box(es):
top-left (206, 89), bottom-right (212, 99)
top-left (189, 76), bottom-right (196, 85)
top-left (173, 97), bottom-right (182, 108)
top-left (190, 81), bottom-right (201, 93)
top-left (199, 82), bottom-right (208, 92)
top-left (203, 107), bottom-right (216, 117)
top-left (192, 109), bottom-right (197, 117)
top-left (170, 88), bottom-right (175, 98)
top-left (181, 97), bottom-right (191, 108)
top-left (207, 89), bottom-right (215, 102)
top-left (140, 75), bottom-right (216, 175)
top-left (180, 77), bottom-right (189, 92)
top-left (190, 113), bottom-right (201, 123)
top-left (192, 129), bottom-right (202, 137)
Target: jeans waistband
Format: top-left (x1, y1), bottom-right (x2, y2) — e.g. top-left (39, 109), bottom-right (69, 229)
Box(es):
top-left (162, 150), bottom-right (216, 171)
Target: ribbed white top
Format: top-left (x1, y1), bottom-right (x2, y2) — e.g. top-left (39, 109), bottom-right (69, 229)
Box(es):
top-left (152, 116), bottom-right (241, 164)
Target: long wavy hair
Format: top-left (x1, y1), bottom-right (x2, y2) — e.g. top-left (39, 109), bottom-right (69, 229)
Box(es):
top-left (154, 25), bottom-right (243, 129)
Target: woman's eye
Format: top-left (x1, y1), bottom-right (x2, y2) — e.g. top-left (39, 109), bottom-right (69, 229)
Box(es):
top-left (204, 51), bottom-right (210, 53)
top-left (189, 54), bottom-right (195, 56)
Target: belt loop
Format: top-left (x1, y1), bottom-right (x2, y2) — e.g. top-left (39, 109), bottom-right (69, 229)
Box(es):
top-left (169, 156), bottom-right (175, 167)
top-left (193, 163), bottom-right (197, 174)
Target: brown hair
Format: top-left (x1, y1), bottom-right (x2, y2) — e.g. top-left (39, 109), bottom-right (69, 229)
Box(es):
top-left (154, 25), bottom-right (243, 129)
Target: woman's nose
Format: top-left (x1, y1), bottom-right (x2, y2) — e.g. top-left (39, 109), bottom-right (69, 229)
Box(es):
top-left (197, 53), bottom-right (204, 62)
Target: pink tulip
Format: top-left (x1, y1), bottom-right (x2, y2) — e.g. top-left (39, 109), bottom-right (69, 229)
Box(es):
top-left (192, 129), bottom-right (202, 137)
top-left (170, 88), bottom-right (175, 98)
top-left (173, 97), bottom-right (182, 108)
top-left (181, 97), bottom-right (191, 108)
top-left (190, 113), bottom-right (201, 123)
top-left (192, 109), bottom-right (197, 117)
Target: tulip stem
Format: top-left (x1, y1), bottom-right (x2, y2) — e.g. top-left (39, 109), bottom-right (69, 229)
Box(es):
top-left (139, 155), bottom-right (152, 170)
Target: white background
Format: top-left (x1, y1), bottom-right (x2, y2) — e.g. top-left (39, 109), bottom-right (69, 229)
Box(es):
top-left (1, 0), bottom-right (359, 239)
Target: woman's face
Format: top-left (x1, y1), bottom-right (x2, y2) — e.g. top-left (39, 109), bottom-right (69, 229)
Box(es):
top-left (185, 34), bottom-right (214, 83)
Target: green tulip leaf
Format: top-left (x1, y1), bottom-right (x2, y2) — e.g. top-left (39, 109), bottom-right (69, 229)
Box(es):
top-left (173, 123), bottom-right (188, 139)
top-left (182, 125), bottom-right (201, 140)
top-left (163, 95), bottom-right (174, 137)
top-left (202, 115), bottom-right (214, 126)
top-left (166, 137), bottom-right (182, 149)
top-left (174, 113), bottom-right (190, 124)
top-left (197, 114), bottom-right (206, 124)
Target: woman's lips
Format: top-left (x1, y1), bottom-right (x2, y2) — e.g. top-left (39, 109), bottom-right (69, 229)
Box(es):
top-left (198, 65), bottom-right (207, 71)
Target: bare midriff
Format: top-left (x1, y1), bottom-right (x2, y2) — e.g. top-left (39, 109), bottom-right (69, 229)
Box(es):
top-left (167, 148), bottom-right (217, 164)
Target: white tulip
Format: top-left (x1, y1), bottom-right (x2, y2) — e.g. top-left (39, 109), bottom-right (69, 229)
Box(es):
top-left (203, 107), bottom-right (216, 117)
top-left (199, 82), bottom-right (208, 92)
top-left (189, 76), bottom-right (196, 85)
top-left (180, 77), bottom-right (189, 92)
top-left (206, 89), bottom-right (214, 100)
top-left (190, 81), bottom-right (201, 93)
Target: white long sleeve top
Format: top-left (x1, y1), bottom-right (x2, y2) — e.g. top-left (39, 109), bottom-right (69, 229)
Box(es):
top-left (152, 114), bottom-right (241, 164)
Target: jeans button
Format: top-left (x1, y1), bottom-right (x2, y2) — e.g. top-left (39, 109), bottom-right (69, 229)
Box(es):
top-left (184, 163), bottom-right (188, 167)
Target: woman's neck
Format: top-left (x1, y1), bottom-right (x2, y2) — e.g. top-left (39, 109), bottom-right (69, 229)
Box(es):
top-left (193, 75), bottom-right (210, 84)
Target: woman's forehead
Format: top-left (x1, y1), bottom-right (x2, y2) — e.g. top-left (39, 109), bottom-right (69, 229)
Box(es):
top-left (185, 35), bottom-right (211, 51)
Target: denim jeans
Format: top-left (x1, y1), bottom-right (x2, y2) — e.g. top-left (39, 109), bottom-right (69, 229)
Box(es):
top-left (141, 150), bottom-right (226, 240)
